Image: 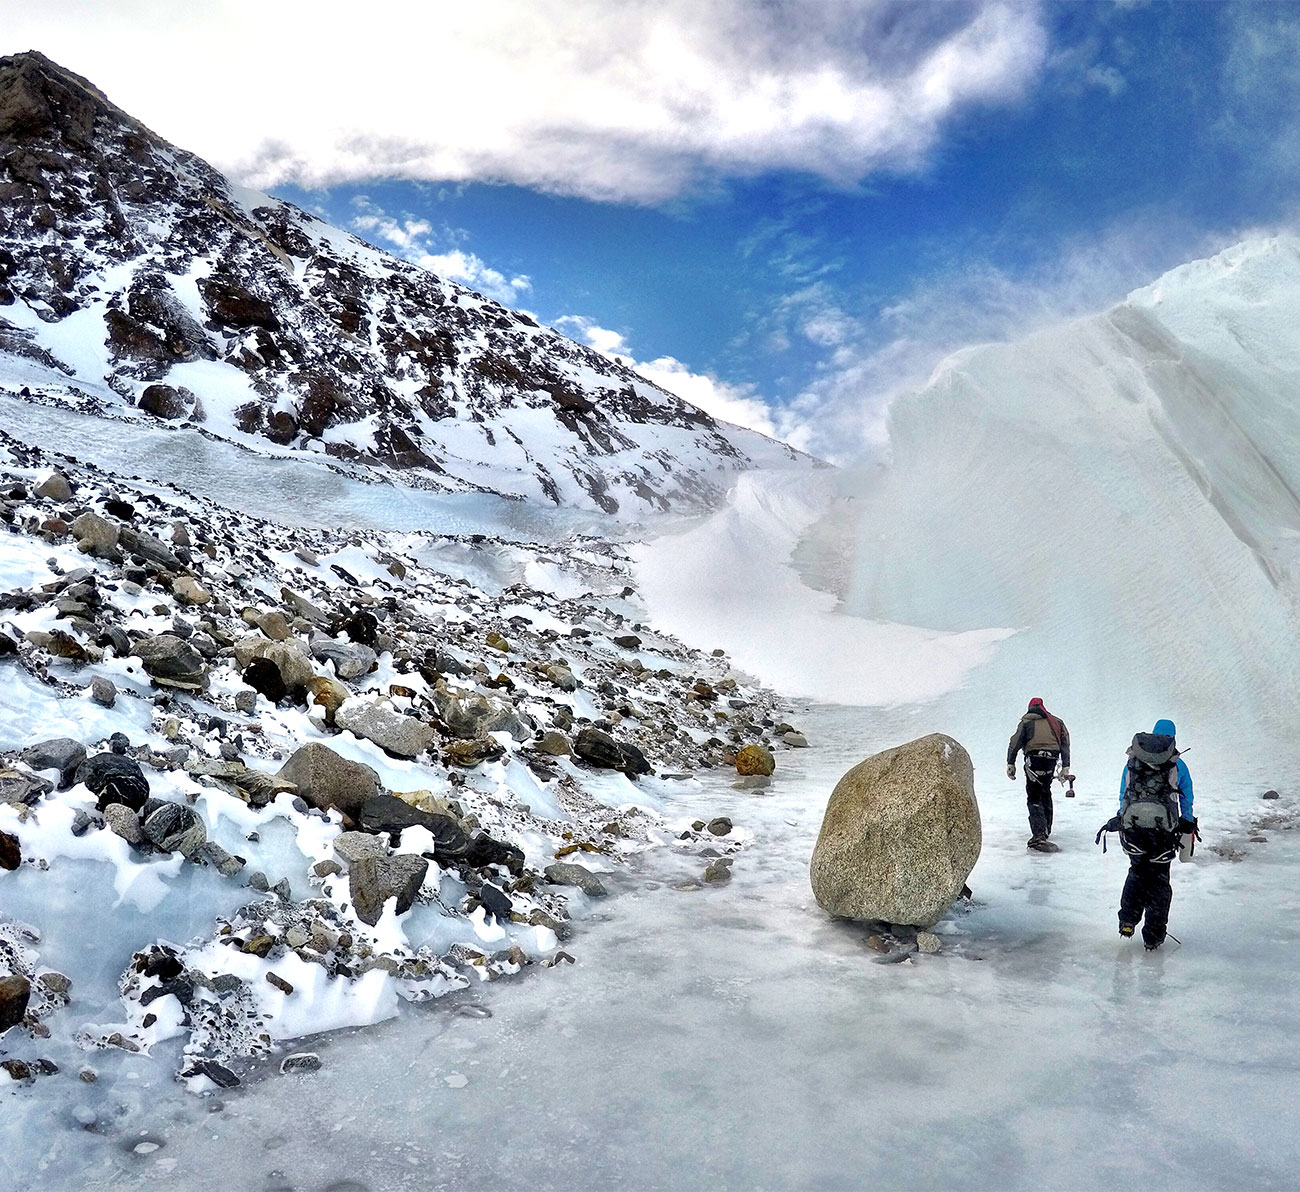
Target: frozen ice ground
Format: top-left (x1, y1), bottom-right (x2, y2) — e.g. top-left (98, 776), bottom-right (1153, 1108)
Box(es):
top-left (13, 702), bottom-right (1298, 1192)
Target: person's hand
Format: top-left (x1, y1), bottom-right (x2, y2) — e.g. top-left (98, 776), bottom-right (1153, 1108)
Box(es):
top-left (1006, 764), bottom-right (1016, 780)
top-left (1103, 816), bottom-right (1121, 833)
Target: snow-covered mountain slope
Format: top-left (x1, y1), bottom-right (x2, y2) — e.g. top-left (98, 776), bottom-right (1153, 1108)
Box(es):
top-left (833, 234), bottom-right (1300, 744)
top-left (0, 52), bottom-right (810, 517)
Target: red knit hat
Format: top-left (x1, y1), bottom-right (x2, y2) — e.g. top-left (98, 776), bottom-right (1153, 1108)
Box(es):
top-left (1028, 697), bottom-right (1045, 711)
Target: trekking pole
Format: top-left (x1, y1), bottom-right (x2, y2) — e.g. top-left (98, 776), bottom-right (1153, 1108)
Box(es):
top-left (1167, 932), bottom-right (1182, 946)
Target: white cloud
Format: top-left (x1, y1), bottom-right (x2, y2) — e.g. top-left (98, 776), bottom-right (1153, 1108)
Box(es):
top-left (5, 0), bottom-right (1047, 202)
top-left (349, 198), bottom-right (531, 304)
top-left (557, 315), bottom-right (812, 446)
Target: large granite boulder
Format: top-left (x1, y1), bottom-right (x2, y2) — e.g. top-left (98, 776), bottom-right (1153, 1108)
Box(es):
top-left (809, 733), bottom-right (980, 928)
top-left (275, 743), bottom-right (382, 820)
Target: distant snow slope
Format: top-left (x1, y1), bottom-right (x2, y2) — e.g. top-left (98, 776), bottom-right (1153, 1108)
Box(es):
top-left (837, 234), bottom-right (1300, 746)
top-left (639, 235), bottom-right (1300, 761)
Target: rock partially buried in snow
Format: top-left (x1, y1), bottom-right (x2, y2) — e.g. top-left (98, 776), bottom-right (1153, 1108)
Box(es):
top-left (20, 738), bottom-right (87, 788)
top-left (335, 698), bottom-right (436, 758)
top-left (545, 862), bottom-right (608, 897)
top-left (142, 802), bottom-right (207, 856)
top-left (276, 743), bottom-right (382, 820)
top-left (349, 853), bottom-right (429, 925)
top-left (809, 733), bottom-right (981, 928)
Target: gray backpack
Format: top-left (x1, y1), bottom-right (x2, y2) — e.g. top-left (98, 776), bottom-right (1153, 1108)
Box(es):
top-left (1119, 732), bottom-right (1181, 856)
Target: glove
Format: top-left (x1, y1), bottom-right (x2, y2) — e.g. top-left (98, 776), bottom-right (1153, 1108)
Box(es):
top-left (1103, 816), bottom-right (1121, 833)
top-left (1006, 764), bottom-right (1016, 780)
top-left (1178, 817), bottom-right (1201, 839)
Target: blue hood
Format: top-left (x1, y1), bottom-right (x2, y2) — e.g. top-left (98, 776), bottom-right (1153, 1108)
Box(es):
top-left (1153, 718), bottom-right (1176, 738)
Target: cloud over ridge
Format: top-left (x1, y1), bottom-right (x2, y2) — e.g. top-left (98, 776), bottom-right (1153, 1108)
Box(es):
top-left (6, 0), bottom-right (1047, 202)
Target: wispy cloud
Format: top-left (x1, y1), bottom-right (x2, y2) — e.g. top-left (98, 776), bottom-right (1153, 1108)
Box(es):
top-left (351, 197), bottom-right (531, 304)
top-left (555, 315), bottom-right (814, 447)
top-left (777, 213), bottom-right (1257, 464)
top-left (8, 0), bottom-right (1048, 203)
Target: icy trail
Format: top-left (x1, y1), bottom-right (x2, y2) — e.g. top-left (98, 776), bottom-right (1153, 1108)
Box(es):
top-left (25, 704), bottom-right (1299, 1192)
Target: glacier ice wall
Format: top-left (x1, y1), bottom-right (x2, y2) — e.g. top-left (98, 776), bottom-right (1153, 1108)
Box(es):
top-left (837, 235), bottom-right (1300, 748)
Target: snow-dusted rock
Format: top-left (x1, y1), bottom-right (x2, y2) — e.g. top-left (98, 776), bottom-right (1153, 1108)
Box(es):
top-left (309, 637), bottom-right (377, 679)
top-left (336, 698), bottom-right (436, 758)
top-left (810, 734), bottom-right (980, 928)
top-left (349, 853), bottom-right (429, 926)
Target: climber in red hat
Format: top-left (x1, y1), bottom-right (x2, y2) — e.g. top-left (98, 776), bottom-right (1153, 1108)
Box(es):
top-left (1007, 698), bottom-right (1071, 851)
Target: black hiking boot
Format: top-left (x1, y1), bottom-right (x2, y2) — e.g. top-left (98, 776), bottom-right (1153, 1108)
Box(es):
top-left (1144, 937), bottom-right (1164, 952)
top-left (1118, 923), bottom-right (1135, 939)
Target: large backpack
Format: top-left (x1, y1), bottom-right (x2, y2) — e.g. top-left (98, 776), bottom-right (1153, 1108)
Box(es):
top-left (1119, 732), bottom-right (1181, 859)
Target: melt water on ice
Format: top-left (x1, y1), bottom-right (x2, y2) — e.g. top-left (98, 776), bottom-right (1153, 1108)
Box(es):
top-left (7, 236), bottom-right (1300, 1190)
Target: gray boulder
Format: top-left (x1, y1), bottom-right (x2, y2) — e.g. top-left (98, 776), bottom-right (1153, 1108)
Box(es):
top-left (18, 738), bottom-right (86, 788)
top-left (133, 633), bottom-right (207, 689)
top-left (435, 690), bottom-right (532, 741)
top-left (309, 636), bottom-right (377, 680)
top-left (349, 853), bottom-right (429, 925)
top-left (544, 862), bottom-right (609, 897)
top-left (275, 743), bottom-right (382, 820)
top-left (809, 733), bottom-right (980, 928)
top-left (336, 699), bottom-right (436, 758)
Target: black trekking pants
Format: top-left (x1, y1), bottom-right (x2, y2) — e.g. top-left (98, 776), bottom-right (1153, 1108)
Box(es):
top-left (1120, 857), bottom-right (1173, 947)
top-left (1023, 754), bottom-right (1055, 838)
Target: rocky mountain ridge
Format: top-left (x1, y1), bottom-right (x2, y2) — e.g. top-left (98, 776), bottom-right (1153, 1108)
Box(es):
top-left (0, 51), bottom-right (811, 517)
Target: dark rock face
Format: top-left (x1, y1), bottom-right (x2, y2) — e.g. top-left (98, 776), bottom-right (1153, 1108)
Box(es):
top-left (0, 51), bottom-right (809, 517)
top-left (0, 974), bottom-right (30, 1033)
top-left (573, 727), bottom-right (651, 778)
top-left (0, 828), bottom-right (19, 869)
top-left (76, 751), bottom-right (150, 812)
top-left (137, 383), bottom-right (187, 419)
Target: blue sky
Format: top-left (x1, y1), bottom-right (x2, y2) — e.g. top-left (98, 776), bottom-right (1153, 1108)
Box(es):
top-left (7, 1), bottom-right (1300, 457)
